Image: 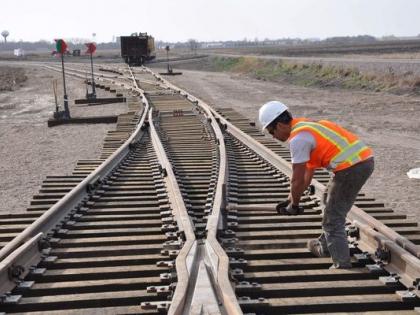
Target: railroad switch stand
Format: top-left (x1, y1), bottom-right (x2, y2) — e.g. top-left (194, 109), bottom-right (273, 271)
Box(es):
top-left (85, 81), bottom-right (97, 100)
top-left (159, 64), bottom-right (183, 76)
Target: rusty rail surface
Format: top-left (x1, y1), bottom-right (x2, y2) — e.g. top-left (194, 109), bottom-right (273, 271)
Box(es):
top-left (1, 62), bottom-right (420, 314)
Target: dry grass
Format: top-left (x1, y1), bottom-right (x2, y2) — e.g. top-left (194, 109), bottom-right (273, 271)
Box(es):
top-left (209, 56), bottom-right (420, 94)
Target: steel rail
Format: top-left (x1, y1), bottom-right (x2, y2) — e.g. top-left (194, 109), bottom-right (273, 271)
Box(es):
top-left (147, 108), bottom-right (199, 315)
top-left (144, 66), bottom-right (420, 299)
top-left (147, 68), bottom-right (244, 314)
top-left (145, 66), bottom-right (234, 314)
top-left (201, 104), bottom-right (243, 315)
top-left (0, 67), bottom-right (150, 296)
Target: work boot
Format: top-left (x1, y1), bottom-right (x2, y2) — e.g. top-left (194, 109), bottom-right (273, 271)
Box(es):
top-left (307, 239), bottom-right (330, 257)
top-left (276, 203), bottom-right (303, 215)
top-left (329, 262), bottom-right (352, 269)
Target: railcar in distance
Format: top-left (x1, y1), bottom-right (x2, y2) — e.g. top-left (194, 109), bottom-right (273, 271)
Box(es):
top-left (120, 32), bottom-right (156, 66)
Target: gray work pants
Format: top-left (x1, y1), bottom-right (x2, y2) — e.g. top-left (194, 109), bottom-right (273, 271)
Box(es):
top-left (319, 158), bottom-right (374, 268)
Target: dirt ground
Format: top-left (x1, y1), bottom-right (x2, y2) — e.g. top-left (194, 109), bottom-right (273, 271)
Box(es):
top-left (154, 65), bottom-right (420, 223)
top-left (0, 63), bottom-right (128, 214)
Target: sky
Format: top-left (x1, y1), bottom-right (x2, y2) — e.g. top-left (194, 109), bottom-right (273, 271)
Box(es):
top-left (1, 0), bottom-right (419, 43)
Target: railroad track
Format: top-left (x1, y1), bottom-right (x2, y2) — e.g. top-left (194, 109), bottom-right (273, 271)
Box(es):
top-left (0, 62), bottom-right (419, 314)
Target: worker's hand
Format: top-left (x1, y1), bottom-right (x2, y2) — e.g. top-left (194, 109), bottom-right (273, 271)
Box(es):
top-left (277, 202), bottom-right (304, 215)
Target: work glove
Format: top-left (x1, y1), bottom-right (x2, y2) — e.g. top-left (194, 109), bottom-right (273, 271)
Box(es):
top-left (276, 201), bottom-right (304, 215)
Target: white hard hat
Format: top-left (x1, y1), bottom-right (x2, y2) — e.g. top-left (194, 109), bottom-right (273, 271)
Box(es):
top-left (259, 101), bottom-right (289, 131)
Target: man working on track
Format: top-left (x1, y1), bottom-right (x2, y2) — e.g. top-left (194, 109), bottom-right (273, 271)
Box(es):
top-left (259, 101), bottom-right (374, 269)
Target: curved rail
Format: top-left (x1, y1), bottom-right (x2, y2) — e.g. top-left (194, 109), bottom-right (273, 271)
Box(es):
top-left (144, 66), bottom-right (238, 314)
top-left (147, 108), bottom-right (198, 315)
top-left (147, 68), bottom-right (244, 314)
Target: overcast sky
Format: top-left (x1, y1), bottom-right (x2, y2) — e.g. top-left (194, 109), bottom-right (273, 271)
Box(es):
top-left (1, 0), bottom-right (419, 43)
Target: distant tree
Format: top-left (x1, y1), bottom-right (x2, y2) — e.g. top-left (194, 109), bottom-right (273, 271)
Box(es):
top-left (188, 39), bottom-right (199, 55)
top-left (1, 30), bottom-right (9, 43)
top-left (325, 35), bottom-right (376, 44)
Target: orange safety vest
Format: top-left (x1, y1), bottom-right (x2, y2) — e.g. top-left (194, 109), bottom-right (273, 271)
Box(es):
top-left (288, 118), bottom-right (373, 172)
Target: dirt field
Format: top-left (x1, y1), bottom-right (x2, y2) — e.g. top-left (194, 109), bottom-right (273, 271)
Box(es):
top-left (0, 63), bottom-right (128, 214)
top-left (153, 64), bottom-right (420, 223)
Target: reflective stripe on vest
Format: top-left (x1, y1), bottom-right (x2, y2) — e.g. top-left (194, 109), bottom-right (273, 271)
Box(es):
top-left (330, 140), bottom-right (367, 169)
top-left (292, 121), bottom-right (370, 170)
top-left (293, 121), bottom-right (350, 149)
